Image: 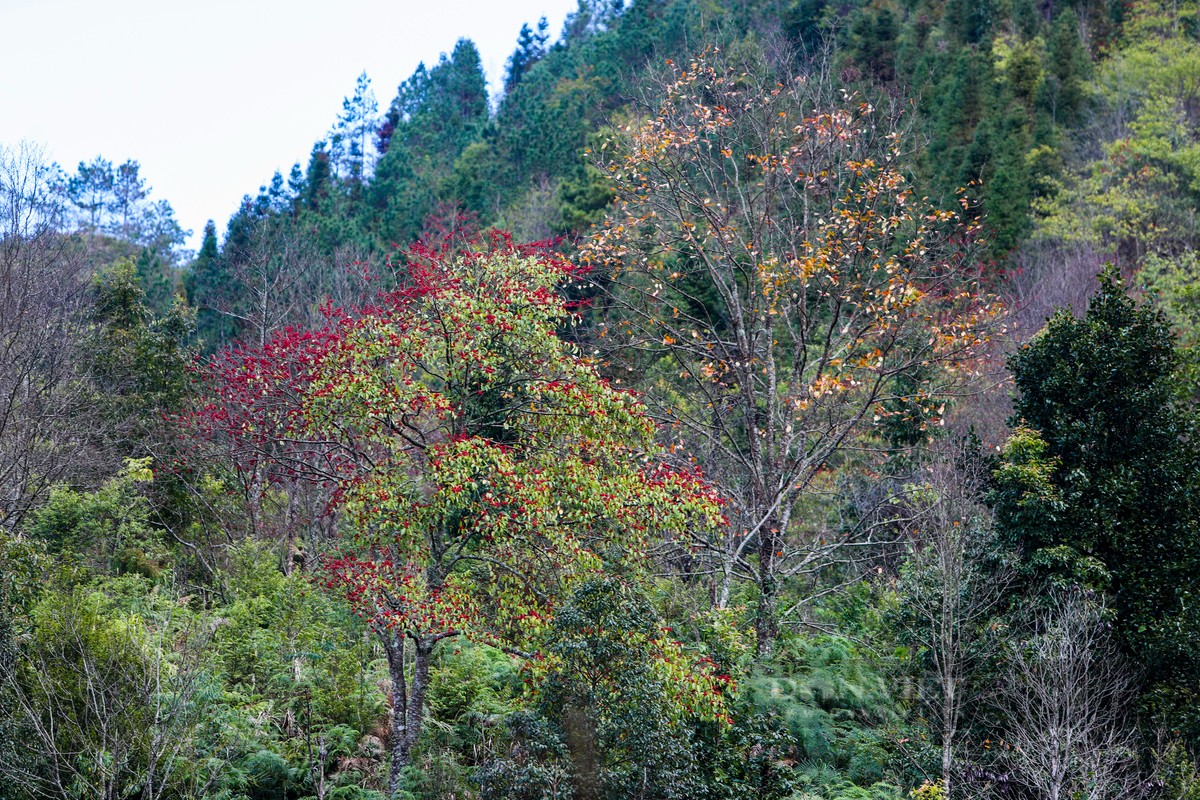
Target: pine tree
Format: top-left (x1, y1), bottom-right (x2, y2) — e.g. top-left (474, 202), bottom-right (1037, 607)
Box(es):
top-left (192, 220), bottom-right (219, 273)
top-left (286, 162), bottom-right (305, 202)
top-left (504, 17), bottom-right (550, 94)
top-left (432, 39), bottom-right (489, 155)
top-left (1045, 9), bottom-right (1090, 125)
top-left (376, 61), bottom-right (428, 157)
top-left (187, 220), bottom-right (235, 351)
top-left (109, 160), bottom-right (149, 240)
top-left (266, 170), bottom-right (288, 212)
top-left (370, 41), bottom-right (490, 244)
top-left (66, 156), bottom-right (115, 231)
top-left (331, 71), bottom-right (379, 187)
top-left (302, 143), bottom-right (332, 212)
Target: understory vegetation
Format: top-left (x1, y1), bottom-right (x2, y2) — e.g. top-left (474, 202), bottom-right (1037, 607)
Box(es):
top-left (4, 0), bottom-right (1200, 798)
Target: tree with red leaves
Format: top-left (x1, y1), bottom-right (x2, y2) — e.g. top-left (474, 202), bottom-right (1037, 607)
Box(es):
top-left (199, 235), bottom-right (728, 790)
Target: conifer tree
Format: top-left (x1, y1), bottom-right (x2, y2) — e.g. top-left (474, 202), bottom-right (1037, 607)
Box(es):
top-left (504, 17), bottom-right (550, 94)
top-left (286, 162), bottom-right (305, 202)
top-left (66, 156), bottom-right (115, 231)
top-left (186, 220), bottom-right (233, 351)
top-left (302, 143), bottom-right (332, 211)
top-left (370, 41), bottom-right (489, 243)
top-left (109, 160), bottom-right (149, 240)
top-left (331, 71), bottom-right (379, 187)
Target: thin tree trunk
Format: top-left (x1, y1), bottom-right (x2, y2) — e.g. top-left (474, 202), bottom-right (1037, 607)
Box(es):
top-left (384, 632), bottom-right (437, 796)
top-left (942, 730), bottom-right (953, 799)
top-left (383, 631), bottom-right (408, 794)
top-left (564, 704), bottom-right (600, 800)
top-left (754, 578), bottom-right (779, 658)
top-left (755, 521), bottom-right (780, 658)
top-left (405, 638), bottom-right (434, 755)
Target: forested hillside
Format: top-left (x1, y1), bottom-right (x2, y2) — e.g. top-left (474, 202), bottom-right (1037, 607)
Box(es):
top-left (3, 0), bottom-right (1200, 798)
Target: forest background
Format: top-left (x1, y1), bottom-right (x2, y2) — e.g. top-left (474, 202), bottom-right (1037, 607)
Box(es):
top-left (4, 0), bottom-right (1200, 798)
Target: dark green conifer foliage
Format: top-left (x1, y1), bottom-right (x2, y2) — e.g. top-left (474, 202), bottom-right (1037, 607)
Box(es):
top-left (978, 101), bottom-right (1034, 253)
top-left (405, 39), bottom-right (488, 159)
top-left (782, 0), bottom-right (831, 49)
top-left (450, 140), bottom-right (502, 219)
top-left (845, 7), bottom-right (898, 82)
top-left (370, 40), bottom-right (489, 243)
top-left (925, 50), bottom-right (991, 205)
top-left (946, 0), bottom-right (994, 43)
top-left (132, 247), bottom-right (174, 316)
top-left (302, 142), bottom-right (333, 212)
top-left (66, 156), bottom-right (115, 230)
top-left (187, 220), bottom-right (237, 351)
top-left (554, 164), bottom-right (614, 235)
top-left (1045, 9), bottom-right (1090, 124)
top-left (505, 17), bottom-right (550, 93)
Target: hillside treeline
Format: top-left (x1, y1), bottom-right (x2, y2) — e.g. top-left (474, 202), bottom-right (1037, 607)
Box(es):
top-left (3, 0), bottom-right (1200, 798)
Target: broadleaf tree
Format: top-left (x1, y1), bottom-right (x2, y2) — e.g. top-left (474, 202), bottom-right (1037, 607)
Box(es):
top-left (200, 235), bottom-right (731, 793)
top-left (583, 47), bottom-right (1003, 656)
top-left (996, 267), bottom-right (1200, 737)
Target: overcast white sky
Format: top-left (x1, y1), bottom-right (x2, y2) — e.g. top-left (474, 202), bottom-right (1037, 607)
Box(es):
top-left (0, 0), bottom-right (579, 249)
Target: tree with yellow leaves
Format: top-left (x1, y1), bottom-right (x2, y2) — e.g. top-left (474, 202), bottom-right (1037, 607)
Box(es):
top-left (583, 46), bottom-right (1003, 656)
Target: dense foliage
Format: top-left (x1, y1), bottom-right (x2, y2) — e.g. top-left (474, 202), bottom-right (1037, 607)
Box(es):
top-left (5, 0), bottom-right (1200, 798)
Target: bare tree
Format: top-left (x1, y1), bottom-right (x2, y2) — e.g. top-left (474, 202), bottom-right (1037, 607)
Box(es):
top-left (110, 160), bottom-right (150, 241)
top-left (207, 216), bottom-right (374, 351)
top-left (896, 447), bottom-right (1010, 800)
top-left (217, 217), bottom-right (326, 349)
top-left (0, 143), bottom-right (107, 528)
top-left (139, 610), bottom-right (232, 800)
top-left (186, 215), bottom-right (373, 573)
top-left (1000, 590), bottom-right (1141, 800)
top-left (1009, 239), bottom-right (1106, 339)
